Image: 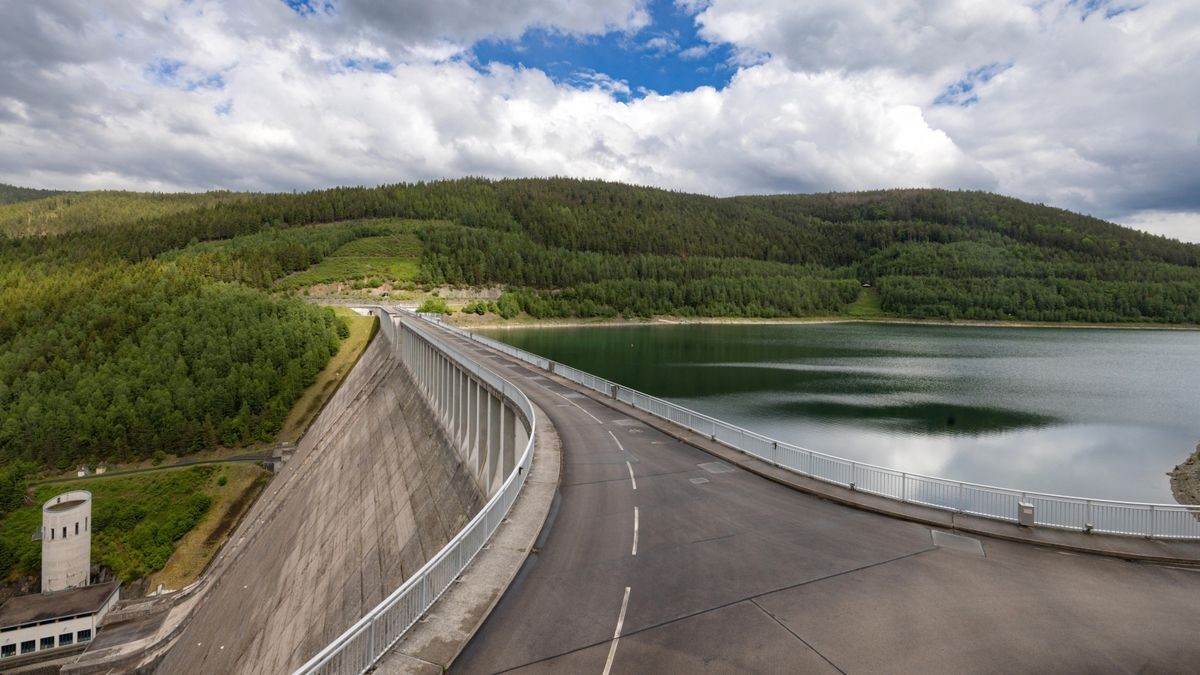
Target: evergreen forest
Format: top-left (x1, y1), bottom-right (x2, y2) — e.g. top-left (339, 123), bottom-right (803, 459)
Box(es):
top-left (2, 177), bottom-right (1199, 471)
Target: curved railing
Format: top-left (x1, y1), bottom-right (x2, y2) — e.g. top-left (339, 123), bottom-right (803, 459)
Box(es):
top-left (294, 310), bottom-right (537, 675)
top-left (430, 318), bottom-right (1200, 540)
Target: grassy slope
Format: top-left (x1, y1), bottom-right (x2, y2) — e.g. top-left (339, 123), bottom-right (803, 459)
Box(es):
top-left (276, 307), bottom-right (379, 443)
top-left (0, 466), bottom-right (227, 583)
top-left (147, 464), bottom-right (269, 591)
top-left (276, 229), bottom-right (424, 290)
top-left (845, 287), bottom-right (885, 318)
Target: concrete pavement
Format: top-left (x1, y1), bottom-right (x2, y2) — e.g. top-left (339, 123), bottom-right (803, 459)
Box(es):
top-left (436, 325), bottom-right (1200, 674)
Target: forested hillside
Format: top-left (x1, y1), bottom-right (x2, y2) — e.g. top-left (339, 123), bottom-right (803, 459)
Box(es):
top-left (2, 177), bottom-right (1198, 471)
top-left (0, 189), bottom-right (248, 238)
top-left (0, 183), bottom-right (69, 205)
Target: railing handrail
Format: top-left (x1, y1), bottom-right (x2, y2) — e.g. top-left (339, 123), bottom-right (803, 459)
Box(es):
top-left (427, 317), bottom-right (1200, 538)
top-left (293, 308), bottom-right (537, 674)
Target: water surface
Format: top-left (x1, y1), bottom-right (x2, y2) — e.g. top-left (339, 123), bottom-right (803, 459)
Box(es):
top-left (485, 322), bottom-right (1200, 503)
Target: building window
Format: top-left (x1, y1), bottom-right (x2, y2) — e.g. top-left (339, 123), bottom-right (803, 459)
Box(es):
top-left (62, 526), bottom-right (66, 539)
top-left (40, 636), bottom-right (54, 650)
top-left (75, 522), bottom-right (79, 535)
top-left (50, 529), bottom-right (54, 540)
top-left (77, 629), bottom-right (91, 642)
top-left (20, 640), bottom-right (34, 654)
top-left (59, 633), bottom-right (73, 647)
top-left (1, 644), bottom-right (14, 658)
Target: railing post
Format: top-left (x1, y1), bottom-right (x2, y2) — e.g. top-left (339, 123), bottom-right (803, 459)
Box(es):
top-left (367, 617), bottom-right (377, 664)
top-left (1150, 505), bottom-right (1158, 539)
top-left (901, 473), bottom-right (907, 502)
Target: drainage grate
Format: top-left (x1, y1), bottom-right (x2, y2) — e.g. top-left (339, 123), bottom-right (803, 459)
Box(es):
top-left (931, 530), bottom-right (985, 556)
top-left (698, 462), bottom-right (736, 474)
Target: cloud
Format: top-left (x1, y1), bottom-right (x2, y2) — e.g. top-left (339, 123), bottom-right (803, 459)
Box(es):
top-left (1120, 211), bottom-right (1200, 244)
top-left (641, 35), bottom-right (679, 56)
top-left (323, 0), bottom-right (651, 60)
top-left (0, 0), bottom-right (1195, 244)
top-left (678, 43), bottom-right (716, 60)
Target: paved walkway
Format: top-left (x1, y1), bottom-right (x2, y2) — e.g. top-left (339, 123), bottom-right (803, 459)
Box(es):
top-left (439, 326), bottom-right (1200, 674)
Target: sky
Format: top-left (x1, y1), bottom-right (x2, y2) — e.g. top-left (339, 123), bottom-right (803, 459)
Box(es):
top-left (0, 0), bottom-right (1198, 242)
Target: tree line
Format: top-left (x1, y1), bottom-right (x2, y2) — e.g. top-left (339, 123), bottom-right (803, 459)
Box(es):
top-left (0, 262), bottom-right (345, 468)
top-left (3, 177), bottom-right (1199, 472)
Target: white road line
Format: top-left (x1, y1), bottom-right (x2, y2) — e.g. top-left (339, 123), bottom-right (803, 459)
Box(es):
top-left (544, 386), bottom-right (605, 424)
top-left (632, 507), bottom-right (639, 556)
top-left (602, 586), bottom-right (632, 675)
top-left (607, 429), bottom-right (626, 453)
top-left (626, 461), bottom-right (637, 490)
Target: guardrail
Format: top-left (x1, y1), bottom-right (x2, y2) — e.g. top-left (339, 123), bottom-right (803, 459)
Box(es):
top-left (429, 317), bottom-right (1200, 540)
top-left (294, 309), bottom-right (537, 675)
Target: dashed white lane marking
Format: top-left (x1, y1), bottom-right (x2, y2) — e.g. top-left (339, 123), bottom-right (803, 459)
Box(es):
top-left (626, 461), bottom-right (637, 490)
top-left (632, 507), bottom-right (639, 556)
top-left (607, 429), bottom-right (627, 453)
top-left (602, 586), bottom-right (632, 675)
top-left (544, 386), bottom-right (605, 424)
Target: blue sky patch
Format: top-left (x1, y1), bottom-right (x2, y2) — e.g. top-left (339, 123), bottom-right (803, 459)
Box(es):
top-left (1069, 0), bottom-right (1141, 21)
top-left (470, 0), bottom-right (734, 100)
top-left (145, 59), bottom-right (226, 91)
top-left (934, 62), bottom-right (1013, 107)
top-left (282, 0), bottom-right (335, 17)
top-left (338, 57), bottom-right (394, 74)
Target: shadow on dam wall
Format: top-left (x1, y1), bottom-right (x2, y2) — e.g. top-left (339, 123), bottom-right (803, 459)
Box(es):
top-left (155, 317), bottom-right (485, 674)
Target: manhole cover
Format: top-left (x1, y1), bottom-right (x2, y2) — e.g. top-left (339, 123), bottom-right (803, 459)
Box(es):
top-left (689, 477), bottom-right (710, 485)
top-left (698, 462), bottom-right (735, 474)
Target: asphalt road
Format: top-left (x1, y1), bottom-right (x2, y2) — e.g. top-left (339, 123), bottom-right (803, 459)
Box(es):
top-left (437, 326), bottom-right (1200, 674)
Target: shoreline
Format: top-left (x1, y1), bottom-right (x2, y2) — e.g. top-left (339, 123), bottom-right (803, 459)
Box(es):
top-left (1171, 444), bottom-right (1200, 508)
top-left (450, 314), bottom-right (1200, 332)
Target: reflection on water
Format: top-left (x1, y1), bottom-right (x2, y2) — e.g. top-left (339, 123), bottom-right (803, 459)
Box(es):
top-left (764, 399), bottom-right (1058, 435)
top-left (487, 322), bottom-right (1200, 502)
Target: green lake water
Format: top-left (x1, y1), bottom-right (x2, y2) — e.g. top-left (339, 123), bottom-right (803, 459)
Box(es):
top-left (484, 322), bottom-right (1200, 503)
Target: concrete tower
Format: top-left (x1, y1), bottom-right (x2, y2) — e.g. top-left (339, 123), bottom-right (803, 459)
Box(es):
top-left (41, 491), bottom-right (91, 593)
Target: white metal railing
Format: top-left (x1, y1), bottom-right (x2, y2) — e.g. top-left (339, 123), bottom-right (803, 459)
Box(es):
top-left (430, 317), bottom-right (1200, 540)
top-left (294, 310), bottom-right (537, 675)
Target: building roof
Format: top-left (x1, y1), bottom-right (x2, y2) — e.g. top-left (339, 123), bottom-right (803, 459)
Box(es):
top-left (0, 582), bottom-right (119, 629)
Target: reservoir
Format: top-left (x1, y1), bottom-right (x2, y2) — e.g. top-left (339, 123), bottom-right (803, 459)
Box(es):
top-left (484, 322), bottom-right (1200, 503)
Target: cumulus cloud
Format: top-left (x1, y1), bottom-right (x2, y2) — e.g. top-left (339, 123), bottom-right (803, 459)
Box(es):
top-left (0, 0), bottom-right (1195, 242)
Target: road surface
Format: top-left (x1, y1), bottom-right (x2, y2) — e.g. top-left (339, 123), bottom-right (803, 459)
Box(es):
top-left (437, 325), bottom-right (1200, 674)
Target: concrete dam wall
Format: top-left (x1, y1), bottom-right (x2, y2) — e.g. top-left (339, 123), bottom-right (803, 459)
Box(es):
top-left (156, 311), bottom-right (485, 674)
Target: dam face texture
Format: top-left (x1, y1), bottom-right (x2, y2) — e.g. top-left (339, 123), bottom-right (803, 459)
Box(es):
top-left (157, 321), bottom-right (483, 674)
